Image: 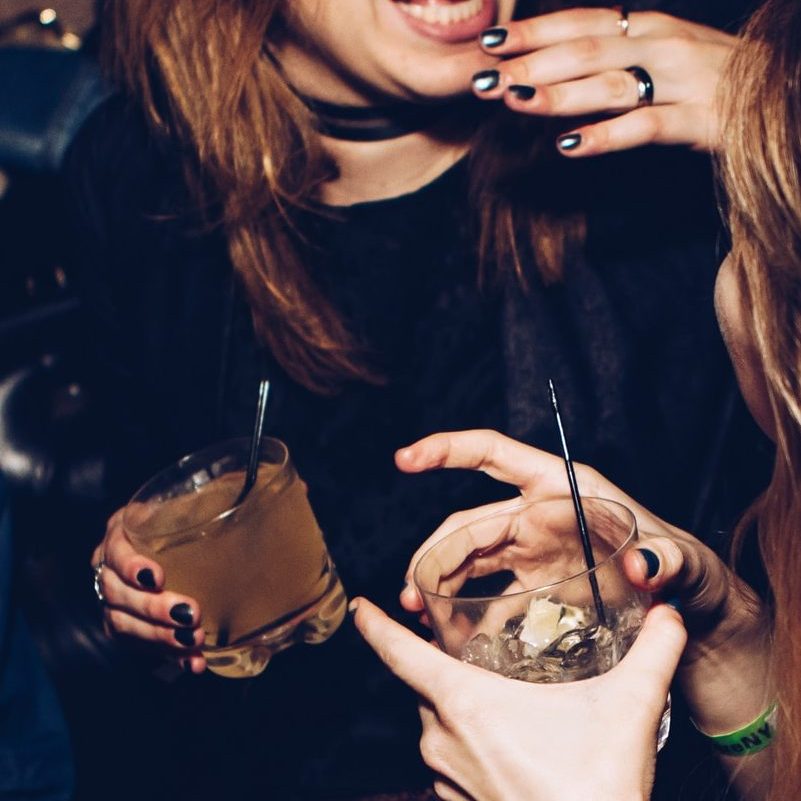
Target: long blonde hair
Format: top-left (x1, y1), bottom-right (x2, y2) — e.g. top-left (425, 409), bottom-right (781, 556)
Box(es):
top-left (720, 0), bottom-right (801, 793)
top-left (102, 0), bottom-right (594, 393)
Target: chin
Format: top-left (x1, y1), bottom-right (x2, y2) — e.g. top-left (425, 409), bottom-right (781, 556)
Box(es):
top-left (391, 51), bottom-right (497, 101)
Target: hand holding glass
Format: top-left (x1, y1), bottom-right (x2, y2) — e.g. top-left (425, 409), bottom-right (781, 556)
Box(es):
top-left (413, 496), bottom-right (669, 747)
top-left (124, 437), bottom-right (347, 678)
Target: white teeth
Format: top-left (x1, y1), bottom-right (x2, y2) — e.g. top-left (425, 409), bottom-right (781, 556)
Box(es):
top-left (396, 0), bottom-right (484, 26)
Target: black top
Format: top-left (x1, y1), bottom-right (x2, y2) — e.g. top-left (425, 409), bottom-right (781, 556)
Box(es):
top-left (63, 95), bottom-right (769, 799)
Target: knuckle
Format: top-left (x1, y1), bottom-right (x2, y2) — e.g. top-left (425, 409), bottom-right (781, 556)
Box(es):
top-left (104, 537), bottom-right (127, 567)
top-left (537, 84), bottom-right (560, 113)
top-left (509, 59), bottom-right (534, 87)
top-left (573, 35), bottom-right (603, 64)
top-left (161, 626), bottom-right (181, 646)
top-left (636, 108), bottom-right (662, 142)
top-left (662, 538), bottom-right (686, 572)
top-left (481, 436), bottom-right (498, 472)
top-left (140, 594), bottom-right (162, 621)
top-left (577, 462), bottom-right (603, 490)
top-left (605, 72), bottom-right (632, 104)
top-left (589, 125), bottom-right (611, 152)
top-left (106, 608), bottom-right (128, 634)
top-left (641, 11), bottom-right (672, 32)
top-left (443, 510), bottom-right (468, 531)
top-left (656, 35), bottom-right (692, 67)
top-left (437, 688), bottom-right (476, 727)
top-left (419, 731), bottom-right (448, 776)
top-left (432, 779), bottom-right (458, 801)
top-left (517, 17), bottom-right (542, 47)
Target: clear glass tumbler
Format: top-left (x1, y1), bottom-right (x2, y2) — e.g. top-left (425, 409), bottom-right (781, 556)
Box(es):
top-left (414, 496), bottom-right (670, 749)
top-left (124, 437), bottom-right (347, 678)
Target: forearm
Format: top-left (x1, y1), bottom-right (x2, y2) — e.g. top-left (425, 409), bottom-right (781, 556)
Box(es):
top-left (678, 604), bottom-right (773, 799)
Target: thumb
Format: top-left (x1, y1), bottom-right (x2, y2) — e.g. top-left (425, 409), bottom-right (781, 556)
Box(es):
top-left (351, 597), bottom-right (463, 703)
top-left (623, 535), bottom-right (731, 625)
top-left (617, 603), bottom-right (687, 697)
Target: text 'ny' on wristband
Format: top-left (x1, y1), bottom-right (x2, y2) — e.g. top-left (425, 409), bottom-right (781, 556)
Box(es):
top-left (693, 702), bottom-right (778, 757)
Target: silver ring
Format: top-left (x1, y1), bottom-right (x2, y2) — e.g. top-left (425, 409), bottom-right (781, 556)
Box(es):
top-left (625, 65), bottom-right (654, 107)
top-left (92, 560), bottom-right (106, 603)
top-left (613, 5), bottom-right (629, 36)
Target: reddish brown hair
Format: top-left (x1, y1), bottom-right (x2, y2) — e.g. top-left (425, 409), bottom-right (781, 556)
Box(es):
top-left (103, 0), bottom-right (586, 392)
top-left (720, 0), bottom-right (801, 794)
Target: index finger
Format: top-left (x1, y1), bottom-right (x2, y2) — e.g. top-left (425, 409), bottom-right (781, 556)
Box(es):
top-left (351, 597), bottom-right (471, 703)
top-left (485, 9), bottom-right (679, 55)
top-left (102, 516), bottom-right (165, 591)
top-left (396, 429), bottom-right (570, 494)
top-left (490, 7), bottom-right (626, 54)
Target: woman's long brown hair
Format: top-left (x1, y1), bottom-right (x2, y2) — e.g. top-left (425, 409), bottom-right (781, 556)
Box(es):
top-left (102, 0), bottom-right (594, 393)
top-left (720, 0), bottom-right (801, 794)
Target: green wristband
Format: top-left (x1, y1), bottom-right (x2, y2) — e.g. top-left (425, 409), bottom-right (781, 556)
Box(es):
top-left (694, 703), bottom-right (778, 757)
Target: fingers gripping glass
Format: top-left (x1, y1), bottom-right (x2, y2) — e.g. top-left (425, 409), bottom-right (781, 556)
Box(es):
top-left (414, 497), bottom-right (671, 749)
top-left (123, 438), bottom-right (347, 678)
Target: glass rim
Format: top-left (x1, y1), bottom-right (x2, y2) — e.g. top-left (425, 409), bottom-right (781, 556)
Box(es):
top-left (123, 436), bottom-right (290, 541)
top-left (413, 495), bottom-right (638, 603)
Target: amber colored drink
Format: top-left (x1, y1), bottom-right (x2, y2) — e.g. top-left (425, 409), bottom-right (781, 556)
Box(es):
top-left (124, 438), bottom-right (347, 678)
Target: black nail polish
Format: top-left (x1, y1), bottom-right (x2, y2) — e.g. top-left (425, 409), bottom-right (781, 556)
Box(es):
top-left (664, 596), bottom-right (682, 613)
top-left (509, 84), bottom-right (536, 101)
top-left (639, 548), bottom-right (660, 579)
top-left (170, 603), bottom-right (194, 626)
top-left (480, 27), bottom-right (508, 48)
top-left (557, 132), bottom-right (582, 151)
top-left (472, 69), bottom-right (500, 92)
top-left (137, 568), bottom-right (156, 589)
top-left (174, 628), bottom-right (195, 647)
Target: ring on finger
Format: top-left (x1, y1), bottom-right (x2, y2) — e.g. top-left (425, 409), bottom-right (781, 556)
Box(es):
top-left (625, 65), bottom-right (654, 108)
top-left (92, 559), bottom-right (106, 603)
top-left (612, 5), bottom-right (629, 37)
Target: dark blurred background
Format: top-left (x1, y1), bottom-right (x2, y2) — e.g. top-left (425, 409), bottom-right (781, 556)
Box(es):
top-left (0, 6), bottom-right (184, 801)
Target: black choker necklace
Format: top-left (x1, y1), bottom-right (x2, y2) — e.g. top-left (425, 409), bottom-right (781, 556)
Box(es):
top-left (299, 94), bottom-right (457, 142)
top-left (265, 44), bottom-right (471, 142)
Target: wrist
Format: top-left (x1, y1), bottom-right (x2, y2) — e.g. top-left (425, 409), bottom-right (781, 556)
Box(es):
top-left (692, 702), bottom-right (777, 757)
top-left (678, 597), bottom-right (772, 735)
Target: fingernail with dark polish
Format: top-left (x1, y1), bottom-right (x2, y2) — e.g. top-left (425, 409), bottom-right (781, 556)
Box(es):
top-left (170, 603), bottom-right (193, 626)
top-left (348, 599), bottom-right (359, 616)
top-left (480, 27), bottom-right (508, 48)
top-left (557, 132), bottom-right (582, 151)
top-left (638, 548), bottom-right (660, 579)
top-left (509, 84), bottom-right (536, 101)
top-left (174, 628), bottom-right (195, 647)
top-left (665, 597), bottom-right (682, 613)
top-left (137, 568), bottom-right (156, 589)
top-left (472, 69), bottom-right (500, 92)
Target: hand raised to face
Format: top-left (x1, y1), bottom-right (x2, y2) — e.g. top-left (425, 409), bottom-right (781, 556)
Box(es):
top-left (471, 7), bottom-right (737, 155)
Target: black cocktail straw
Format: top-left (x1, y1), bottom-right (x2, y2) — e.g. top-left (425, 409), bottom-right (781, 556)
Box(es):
top-left (548, 380), bottom-right (607, 628)
top-left (235, 378), bottom-right (271, 507)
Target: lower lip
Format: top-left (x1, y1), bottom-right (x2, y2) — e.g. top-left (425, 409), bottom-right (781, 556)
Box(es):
top-left (391, 0), bottom-right (498, 44)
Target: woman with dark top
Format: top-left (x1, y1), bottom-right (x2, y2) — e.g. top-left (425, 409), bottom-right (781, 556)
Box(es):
top-left (352, 3), bottom-right (801, 800)
top-left (67, 1), bottom-right (762, 798)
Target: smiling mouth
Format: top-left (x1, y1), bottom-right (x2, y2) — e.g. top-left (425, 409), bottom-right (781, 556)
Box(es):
top-left (394, 0), bottom-right (485, 26)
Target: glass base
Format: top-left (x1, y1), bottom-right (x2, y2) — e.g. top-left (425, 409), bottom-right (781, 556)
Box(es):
top-left (203, 568), bottom-right (347, 679)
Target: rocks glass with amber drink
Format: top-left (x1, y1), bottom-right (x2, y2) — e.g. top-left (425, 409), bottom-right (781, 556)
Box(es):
top-left (123, 437), bottom-right (347, 678)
